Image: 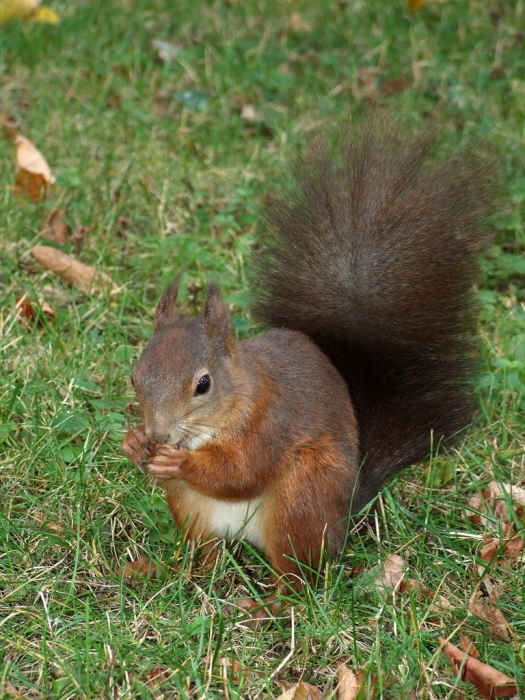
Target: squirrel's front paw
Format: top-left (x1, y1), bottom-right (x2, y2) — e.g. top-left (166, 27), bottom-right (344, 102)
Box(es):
top-left (122, 425), bottom-right (151, 472)
top-left (144, 446), bottom-right (190, 481)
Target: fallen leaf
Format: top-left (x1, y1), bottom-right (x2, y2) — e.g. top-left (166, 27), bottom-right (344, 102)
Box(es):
top-left (219, 658), bottom-right (256, 683)
top-left (43, 209), bottom-right (69, 245)
top-left (117, 555), bottom-right (162, 579)
top-left (276, 682), bottom-right (322, 700)
top-left (336, 664), bottom-right (359, 700)
top-left (406, 0), bottom-right (425, 11)
top-left (145, 666), bottom-right (170, 686)
top-left (489, 480), bottom-right (525, 507)
top-left (31, 245), bottom-right (117, 295)
top-left (32, 510), bottom-right (61, 533)
top-left (379, 77), bottom-right (412, 95)
top-left (439, 637), bottom-right (517, 699)
top-left (346, 562), bottom-right (366, 578)
top-left (467, 492), bottom-right (488, 526)
top-left (468, 589), bottom-right (509, 640)
top-left (481, 522), bottom-right (524, 568)
top-left (33, 6), bottom-right (58, 22)
top-left (277, 687), bottom-right (298, 700)
top-left (0, 112), bottom-right (17, 140)
top-left (375, 553), bottom-right (405, 593)
top-left (240, 104), bottom-right (258, 121)
top-left (0, 0), bottom-right (39, 23)
top-left (2, 682), bottom-right (29, 699)
top-left (15, 293), bottom-right (55, 326)
top-left (354, 673), bottom-right (378, 698)
top-left (466, 484), bottom-right (525, 526)
top-left (459, 632), bottom-right (480, 659)
top-left (14, 134), bottom-right (55, 200)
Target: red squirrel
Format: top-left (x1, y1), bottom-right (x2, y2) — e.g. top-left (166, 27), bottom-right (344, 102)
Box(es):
top-left (122, 115), bottom-right (495, 598)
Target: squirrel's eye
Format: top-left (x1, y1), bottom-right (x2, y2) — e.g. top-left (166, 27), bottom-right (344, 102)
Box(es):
top-left (195, 374), bottom-right (211, 396)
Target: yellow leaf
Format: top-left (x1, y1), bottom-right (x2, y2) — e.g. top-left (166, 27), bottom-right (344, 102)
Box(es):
top-left (0, 0), bottom-right (40, 23)
top-left (33, 6), bottom-right (59, 23)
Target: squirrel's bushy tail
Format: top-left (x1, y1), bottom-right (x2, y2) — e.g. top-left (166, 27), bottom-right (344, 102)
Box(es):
top-left (253, 114), bottom-right (497, 509)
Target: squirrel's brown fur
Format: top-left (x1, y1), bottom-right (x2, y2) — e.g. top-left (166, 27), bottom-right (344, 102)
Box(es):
top-left (122, 114), bottom-right (496, 595)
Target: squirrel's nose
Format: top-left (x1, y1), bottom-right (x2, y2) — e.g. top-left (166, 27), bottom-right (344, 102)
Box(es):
top-left (145, 427), bottom-right (170, 444)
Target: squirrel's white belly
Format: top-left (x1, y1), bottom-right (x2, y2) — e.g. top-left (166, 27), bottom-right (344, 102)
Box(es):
top-left (208, 497), bottom-right (264, 550)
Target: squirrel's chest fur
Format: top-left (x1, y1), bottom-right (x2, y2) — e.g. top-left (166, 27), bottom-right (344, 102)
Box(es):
top-left (165, 481), bottom-right (266, 549)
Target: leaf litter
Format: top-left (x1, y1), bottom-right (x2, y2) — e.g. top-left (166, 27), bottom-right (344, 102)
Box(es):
top-left (31, 245), bottom-right (118, 296)
top-left (14, 134), bottom-right (55, 200)
top-left (439, 637), bottom-right (517, 699)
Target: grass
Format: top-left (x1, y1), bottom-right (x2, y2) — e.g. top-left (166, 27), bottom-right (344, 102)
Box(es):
top-left (0, 0), bottom-right (524, 697)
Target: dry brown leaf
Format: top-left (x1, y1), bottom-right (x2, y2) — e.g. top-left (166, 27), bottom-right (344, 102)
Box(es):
top-left (145, 666), bottom-right (170, 686)
top-left (466, 483), bottom-right (525, 527)
top-left (406, 0), bottom-right (425, 11)
top-left (336, 664), bottom-right (359, 700)
top-left (0, 112), bottom-right (17, 140)
top-left (219, 658), bottom-right (256, 683)
top-left (467, 492), bottom-right (488, 526)
top-left (375, 553), bottom-right (405, 593)
top-left (14, 134), bottom-right (55, 200)
top-left (117, 555), bottom-right (161, 579)
top-left (348, 562), bottom-right (366, 578)
top-left (32, 510), bottom-right (61, 533)
top-left (43, 209), bottom-right (69, 245)
top-left (459, 632), bottom-right (480, 659)
top-left (277, 687), bottom-right (298, 700)
top-left (276, 682), bottom-right (322, 700)
top-left (439, 637), bottom-right (517, 699)
top-left (468, 589), bottom-right (509, 640)
top-left (489, 480), bottom-right (525, 507)
top-left (354, 673), bottom-right (378, 698)
top-left (15, 293), bottom-right (55, 326)
top-left (31, 245), bottom-right (117, 295)
top-left (379, 77), bottom-right (412, 95)
top-left (481, 522), bottom-right (524, 568)
top-left (2, 682), bottom-right (27, 699)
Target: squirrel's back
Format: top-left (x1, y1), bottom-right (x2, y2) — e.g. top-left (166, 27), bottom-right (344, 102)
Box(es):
top-left (253, 114), bottom-right (497, 509)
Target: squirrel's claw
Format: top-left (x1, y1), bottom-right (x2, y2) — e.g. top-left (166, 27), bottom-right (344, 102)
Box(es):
top-left (154, 444), bottom-right (183, 457)
top-left (122, 425), bottom-right (151, 472)
top-left (144, 463), bottom-right (181, 480)
top-left (143, 449), bottom-right (189, 481)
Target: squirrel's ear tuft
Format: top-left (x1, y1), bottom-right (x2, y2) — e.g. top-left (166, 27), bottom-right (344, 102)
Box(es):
top-left (154, 276), bottom-right (181, 333)
top-left (203, 285), bottom-right (234, 349)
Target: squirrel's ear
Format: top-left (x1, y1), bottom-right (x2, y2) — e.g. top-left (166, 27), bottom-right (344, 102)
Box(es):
top-left (203, 285), bottom-right (234, 350)
top-left (154, 276), bottom-right (181, 333)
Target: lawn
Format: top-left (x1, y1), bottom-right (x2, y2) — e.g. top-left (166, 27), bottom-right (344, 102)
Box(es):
top-left (0, 0), bottom-right (524, 697)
